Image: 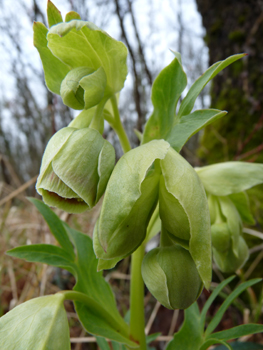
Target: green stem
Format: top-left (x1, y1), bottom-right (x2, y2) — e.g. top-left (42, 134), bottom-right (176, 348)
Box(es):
top-left (89, 96), bottom-right (109, 134)
top-left (129, 244), bottom-right (147, 350)
top-left (57, 290), bottom-right (130, 338)
top-left (110, 95), bottom-right (131, 153)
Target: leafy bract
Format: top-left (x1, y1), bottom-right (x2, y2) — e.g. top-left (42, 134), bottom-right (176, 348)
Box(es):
top-left (177, 53), bottom-right (246, 118)
top-left (47, 20), bottom-right (128, 94)
top-left (33, 21), bottom-right (70, 94)
top-left (166, 109), bottom-right (227, 152)
top-left (47, 0), bottom-right (63, 27)
top-left (142, 56), bottom-right (187, 143)
top-left (196, 162), bottom-right (263, 196)
top-left (0, 294), bottom-right (70, 350)
top-left (65, 11), bottom-right (81, 22)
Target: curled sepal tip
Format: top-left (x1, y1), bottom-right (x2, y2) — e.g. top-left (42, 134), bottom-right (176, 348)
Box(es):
top-left (142, 245), bottom-right (203, 310)
top-left (36, 127), bottom-right (115, 213)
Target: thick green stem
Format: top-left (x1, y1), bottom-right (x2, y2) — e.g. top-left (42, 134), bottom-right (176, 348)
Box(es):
top-left (129, 244), bottom-right (147, 350)
top-left (57, 290), bottom-right (130, 338)
top-left (110, 95), bottom-right (131, 153)
top-left (89, 96), bottom-right (109, 134)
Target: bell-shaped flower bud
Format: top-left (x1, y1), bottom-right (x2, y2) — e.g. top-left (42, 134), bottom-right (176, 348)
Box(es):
top-left (213, 236), bottom-right (249, 273)
top-left (36, 127), bottom-right (115, 213)
top-left (60, 66), bottom-right (107, 110)
top-left (95, 140), bottom-right (170, 260)
top-left (159, 147), bottom-right (211, 289)
top-left (211, 223), bottom-right (231, 253)
top-left (0, 294), bottom-right (70, 350)
top-left (141, 245), bottom-right (203, 310)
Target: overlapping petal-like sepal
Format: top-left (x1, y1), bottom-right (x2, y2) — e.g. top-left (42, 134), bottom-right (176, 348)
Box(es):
top-left (36, 127), bottom-right (115, 213)
top-left (95, 140), bottom-right (170, 260)
top-left (159, 148), bottom-right (211, 289)
top-left (141, 245), bottom-right (203, 310)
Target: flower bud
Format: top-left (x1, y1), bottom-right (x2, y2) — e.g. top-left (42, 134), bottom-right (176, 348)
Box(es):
top-left (213, 236), bottom-right (249, 273)
top-left (211, 223), bottom-right (231, 253)
top-left (142, 245), bottom-right (203, 310)
top-left (36, 127), bottom-right (115, 213)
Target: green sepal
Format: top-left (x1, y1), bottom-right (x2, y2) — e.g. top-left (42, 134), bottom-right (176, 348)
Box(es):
top-left (0, 294), bottom-right (70, 350)
top-left (47, 20), bottom-right (128, 94)
top-left (33, 21), bottom-right (70, 94)
top-left (229, 192), bottom-right (255, 225)
top-left (177, 53), bottom-right (246, 118)
top-left (47, 0), bottom-right (63, 27)
top-left (196, 162), bottom-right (263, 196)
top-left (166, 109), bottom-right (227, 152)
top-left (142, 56), bottom-right (187, 144)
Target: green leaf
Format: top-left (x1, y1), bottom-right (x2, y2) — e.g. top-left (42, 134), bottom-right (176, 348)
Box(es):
top-left (64, 224), bottom-right (138, 348)
top-left (213, 341), bottom-right (263, 350)
top-left (177, 53), bottom-right (246, 118)
top-left (0, 294), bottom-right (70, 350)
top-left (28, 198), bottom-right (75, 258)
top-left (200, 276), bottom-right (236, 328)
top-left (33, 21), bottom-right (70, 94)
top-left (229, 192), bottom-right (255, 225)
top-left (166, 303), bottom-right (203, 350)
top-left (196, 162), bottom-right (263, 196)
top-left (6, 244), bottom-right (75, 273)
top-left (146, 333), bottom-right (161, 343)
top-left (96, 337), bottom-right (111, 350)
top-left (199, 339), bottom-right (233, 350)
top-left (142, 57), bottom-right (187, 144)
top-left (166, 109), bottom-right (227, 152)
top-left (47, 20), bottom-right (128, 94)
top-left (207, 324), bottom-right (263, 341)
top-left (47, 0), bottom-right (63, 27)
top-left (65, 11), bottom-right (81, 22)
top-left (205, 278), bottom-right (262, 336)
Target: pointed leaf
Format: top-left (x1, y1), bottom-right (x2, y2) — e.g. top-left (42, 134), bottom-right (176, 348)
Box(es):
top-left (205, 278), bottom-right (262, 336)
top-left (7, 244), bottom-right (75, 274)
top-left (166, 303), bottom-right (203, 350)
top-left (65, 11), bottom-right (81, 22)
top-left (177, 54), bottom-right (246, 118)
top-left (47, 0), bottom-right (63, 27)
top-left (28, 198), bottom-right (75, 258)
top-left (213, 342), bottom-right (263, 350)
top-left (196, 162), bottom-right (263, 196)
top-left (142, 57), bottom-right (187, 143)
top-left (199, 339), bottom-right (233, 350)
top-left (0, 294), bottom-right (70, 350)
top-left (200, 276), bottom-right (236, 327)
top-left (166, 109), bottom-right (227, 152)
top-left (33, 22), bottom-right (70, 94)
top-left (207, 324), bottom-right (263, 341)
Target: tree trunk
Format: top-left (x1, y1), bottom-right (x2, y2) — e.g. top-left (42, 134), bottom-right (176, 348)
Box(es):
top-left (196, 0), bottom-right (263, 164)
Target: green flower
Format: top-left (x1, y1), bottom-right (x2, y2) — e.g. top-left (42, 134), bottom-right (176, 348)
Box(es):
top-left (36, 127), bottom-right (115, 213)
top-left (141, 245), bottom-right (203, 310)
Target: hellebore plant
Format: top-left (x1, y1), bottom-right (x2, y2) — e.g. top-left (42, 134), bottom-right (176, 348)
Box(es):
top-left (1, 2), bottom-right (263, 350)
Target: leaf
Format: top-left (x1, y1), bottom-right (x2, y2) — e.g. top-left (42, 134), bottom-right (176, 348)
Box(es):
top-left (196, 162), bottom-right (263, 196)
top-left (146, 333), bottom-right (161, 343)
top-left (166, 109), bottom-right (227, 152)
top-left (65, 11), bottom-right (81, 22)
top-left (199, 339), bottom-right (233, 350)
top-left (47, 20), bottom-right (128, 94)
top-left (160, 148), bottom-right (211, 288)
top-left (142, 57), bottom-right (187, 144)
top-left (207, 324), bottom-right (263, 341)
top-left (6, 244), bottom-right (75, 273)
top-left (33, 21), bottom-right (70, 94)
top-left (200, 276), bottom-right (236, 328)
top-left (213, 341), bottom-right (263, 350)
top-left (229, 192), bottom-right (255, 225)
top-left (64, 224), bottom-right (138, 348)
top-left (0, 294), bottom-right (70, 350)
top-left (28, 198), bottom-right (75, 258)
top-left (96, 337), bottom-right (111, 350)
top-left (177, 53), bottom-right (246, 118)
top-left (47, 0), bottom-right (63, 27)
top-left (205, 278), bottom-right (262, 336)
top-left (166, 303), bottom-right (203, 350)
